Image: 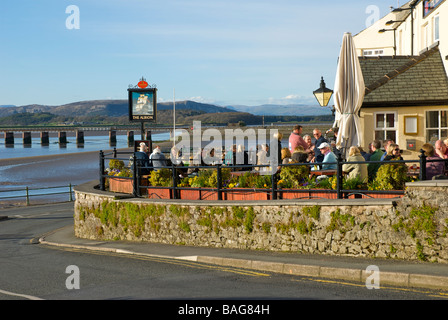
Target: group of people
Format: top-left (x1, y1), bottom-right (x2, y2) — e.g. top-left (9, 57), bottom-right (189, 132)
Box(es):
top-left (132, 128), bottom-right (448, 182)
top-left (364, 138), bottom-right (448, 181)
top-left (286, 125), bottom-right (448, 182)
top-left (285, 125), bottom-right (336, 170)
top-left (133, 142), bottom-right (167, 175)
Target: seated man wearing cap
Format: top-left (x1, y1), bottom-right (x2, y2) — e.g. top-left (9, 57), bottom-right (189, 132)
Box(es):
top-left (318, 142), bottom-right (337, 170)
top-left (134, 142), bottom-right (152, 175)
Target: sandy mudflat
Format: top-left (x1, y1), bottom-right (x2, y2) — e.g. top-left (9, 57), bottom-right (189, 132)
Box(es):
top-left (0, 148), bottom-right (135, 208)
top-left (0, 149), bottom-right (115, 187)
top-left (0, 141), bottom-right (176, 209)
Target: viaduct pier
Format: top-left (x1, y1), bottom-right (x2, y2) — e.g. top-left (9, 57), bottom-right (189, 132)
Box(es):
top-left (0, 125), bottom-right (178, 147)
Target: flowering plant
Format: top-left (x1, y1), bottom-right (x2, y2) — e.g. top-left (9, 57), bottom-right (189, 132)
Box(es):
top-left (107, 159), bottom-right (133, 177)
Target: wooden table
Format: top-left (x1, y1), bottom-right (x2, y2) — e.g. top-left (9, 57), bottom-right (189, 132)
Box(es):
top-left (309, 170), bottom-right (337, 178)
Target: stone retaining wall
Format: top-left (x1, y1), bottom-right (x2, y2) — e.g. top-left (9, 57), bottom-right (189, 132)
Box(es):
top-left (74, 180), bottom-right (448, 263)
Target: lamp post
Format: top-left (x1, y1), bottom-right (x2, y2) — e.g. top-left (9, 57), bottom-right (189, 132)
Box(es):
top-left (313, 76), bottom-right (334, 116)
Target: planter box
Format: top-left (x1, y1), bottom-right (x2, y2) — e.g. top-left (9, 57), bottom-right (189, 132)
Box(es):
top-left (347, 191), bottom-right (404, 199)
top-left (179, 189), bottom-right (220, 200)
top-left (279, 189), bottom-right (337, 200)
top-left (148, 187), bottom-right (171, 200)
top-left (179, 189), bottom-right (201, 200)
top-left (280, 190), bottom-right (310, 199)
top-left (108, 177), bottom-right (134, 194)
top-left (225, 189), bottom-right (270, 201)
top-left (200, 190), bottom-right (219, 201)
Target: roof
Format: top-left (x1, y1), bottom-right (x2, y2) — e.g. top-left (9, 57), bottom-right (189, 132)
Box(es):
top-left (360, 44), bottom-right (448, 107)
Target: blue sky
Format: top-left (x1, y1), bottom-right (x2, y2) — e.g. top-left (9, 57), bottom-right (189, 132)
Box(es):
top-left (0, 0), bottom-right (398, 107)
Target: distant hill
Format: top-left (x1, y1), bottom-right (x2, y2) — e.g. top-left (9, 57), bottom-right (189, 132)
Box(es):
top-left (226, 104), bottom-right (332, 116)
top-left (0, 99), bottom-right (334, 126)
top-left (0, 100), bottom-right (235, 118)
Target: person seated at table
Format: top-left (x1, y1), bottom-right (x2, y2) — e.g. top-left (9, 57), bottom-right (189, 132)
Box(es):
top-left (291, 146), bottom-right (308, 163)
top-left (422, 143), bottom-right (445, 180)
top-left (235, 144), bottom-right (249, 170)
top-left (256, 144), bottom-right (269, 172)
top-left (367, 140), bottom-right (384, 182)
top-left (359, 145), bottom-right (371, 161)
top-left (435, 140), bottom-right (448, 159)
top-left (317, 142), bottom-right (337, 170)
top-left (133, 142), bottom-right (152, 175)
top-left (435, 140), bottom-right (448, 174)
top-left (342, 146), bottom-right (367, 182)
top-left (202, 148), bottom-right (220, 166)
top-left (149, 145), bottom-right (167, 171)
top-left (281, 147), bottom-right (292, 164)
top-left (303, 135), bottom-right (315, 162)
top-left (380, 139), bottom-right (395, 161)
top-left (224, 144), bottom-right (236, 166)
top-left (383, 144), bottom-right (403, 161)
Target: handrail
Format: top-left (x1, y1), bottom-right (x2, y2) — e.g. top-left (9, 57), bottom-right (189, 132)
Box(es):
top-left (0, 184), bottom-right (75, 206)
top-left (99, 148), bottom-right (448, 200)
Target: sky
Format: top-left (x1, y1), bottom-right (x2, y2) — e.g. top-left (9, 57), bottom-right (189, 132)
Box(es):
top-left (0, 0), bottom-right (401, 107)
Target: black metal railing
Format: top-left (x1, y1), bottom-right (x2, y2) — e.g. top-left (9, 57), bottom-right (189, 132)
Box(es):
top-left (99, 148), bottom-right (448, 200)
top-left (0, 184), bottom-right (75, 206)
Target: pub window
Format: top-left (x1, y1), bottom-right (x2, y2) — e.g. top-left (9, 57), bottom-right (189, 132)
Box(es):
top-left (434, 14), bottom-right (440, 42)
top-left (426, 110), bottom-right (448, 144)
top-left (363, 49), bottom-right (384, 57)
top-left (374, 112), bottom-right (397, 143)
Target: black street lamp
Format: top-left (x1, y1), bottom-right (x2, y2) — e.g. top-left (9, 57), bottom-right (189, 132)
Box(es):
top-left (313, 76), bottom-right (333, 107)
top-left (313, 76), bottom-right (335, 117)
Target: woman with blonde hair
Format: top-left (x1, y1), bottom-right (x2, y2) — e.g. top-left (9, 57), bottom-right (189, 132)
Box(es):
top-left (342, 146), bottom-right (367, 182)
top-left (383, 143), bottom-right (403, 161)
top-left (281, 147), bottom-right (291, 164)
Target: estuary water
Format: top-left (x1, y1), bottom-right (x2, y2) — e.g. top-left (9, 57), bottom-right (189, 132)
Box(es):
top-left (0, 132), bottom-right (171, 160)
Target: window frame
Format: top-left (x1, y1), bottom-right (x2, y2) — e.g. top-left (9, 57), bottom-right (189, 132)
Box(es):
top-left (374, 111), bottom-right (398, 143)
top-left (425, 109), bottom-right (448, 143)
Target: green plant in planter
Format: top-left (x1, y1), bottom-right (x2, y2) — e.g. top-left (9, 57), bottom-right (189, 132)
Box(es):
top-left (235, 172), bottom-right (271, 189)
top-left (370, 162), bottom-right (410, 190)
top-left (149, 168), bottom-right (172, 187)
top-left (107, 159), bottom-right (132, 177)
top-left (343, 176), bottom-right (367, 190)
top-left (207, 168), bottom-right (232, 188)
top-left (278, 165), bottom-right (309, 188)
top-left (189, 169), bottom-right (213, 188)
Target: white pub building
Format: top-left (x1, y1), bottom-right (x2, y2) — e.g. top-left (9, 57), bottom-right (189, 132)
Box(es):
top-left (352, 0), bottom-right (448, 159)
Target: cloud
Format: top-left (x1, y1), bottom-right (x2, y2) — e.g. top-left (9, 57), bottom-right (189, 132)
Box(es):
top-left (266, 95), bottom-right (317, 105)
top-left (187, 96), bottom-right (217, 104)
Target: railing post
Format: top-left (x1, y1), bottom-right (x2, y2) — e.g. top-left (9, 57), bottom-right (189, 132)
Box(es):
top-left (217, 164), bottom-right (223, 200)
top-left (419, 149), bottom-right (427, 181)
top-left (336, 153), bottom-right (343, 199)
top-left (132, 153), bottom-right (139, 197)
top-left (271, 168), bottom-right (277, 200)
top-left (113, 147), bottom-right (117, 158)
top-left (26, 187), bottom-right (30, 206)
top-left (99, 150), bottom-right (105, 191)
top-left (172, 164), bottom-right (178, 199)
top-left (69, 183), bottom-right (73, 202)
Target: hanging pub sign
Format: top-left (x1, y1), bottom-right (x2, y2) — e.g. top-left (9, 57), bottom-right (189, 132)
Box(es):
top-left (423, 0), bottom-right (443, 17)
top-left (128, 78), bottom-right (157, 122)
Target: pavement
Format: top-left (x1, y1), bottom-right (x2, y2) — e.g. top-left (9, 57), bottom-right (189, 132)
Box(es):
top-left (3, 204), bottom-right (448, 292)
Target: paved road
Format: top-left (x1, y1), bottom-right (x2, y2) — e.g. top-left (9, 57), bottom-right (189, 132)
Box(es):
top-left (1, 203), bottom-right (448, 305)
